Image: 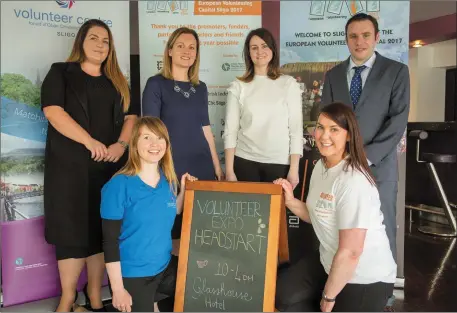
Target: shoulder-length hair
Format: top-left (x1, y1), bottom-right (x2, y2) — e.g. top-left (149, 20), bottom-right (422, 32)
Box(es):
top-left (318, 102), bottom-right (376, 186)
top-left (117, 117), bottom-right (179, 195)
top-left (161, 27), bottom-right (201, 85)
top-left (238, 28), bottom-right (281, 83)
top-left (67, 19), bottom-right (130, 112)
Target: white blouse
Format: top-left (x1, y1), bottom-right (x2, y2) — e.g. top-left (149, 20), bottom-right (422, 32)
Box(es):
top-left (223, 74), bottom-right (303, 165)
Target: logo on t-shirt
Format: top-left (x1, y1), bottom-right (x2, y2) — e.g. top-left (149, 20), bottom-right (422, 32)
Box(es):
top-left (320, 192), bottom-right (333, 201)
top-left (167, 201), bottom-right (176, 208)
top-left (167, 193), bottom-right (176, 208)
top-left (315, 193), bottom-right (334, 218)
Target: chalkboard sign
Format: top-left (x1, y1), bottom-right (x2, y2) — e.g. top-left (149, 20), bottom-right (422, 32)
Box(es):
top-left (174, 181), bottom-right (289, 312)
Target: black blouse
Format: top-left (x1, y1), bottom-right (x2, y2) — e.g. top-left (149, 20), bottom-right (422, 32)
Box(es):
top-left (41, 63), bottom-right (140, 170)
top-left (84, 71), bottom-right (117, 147)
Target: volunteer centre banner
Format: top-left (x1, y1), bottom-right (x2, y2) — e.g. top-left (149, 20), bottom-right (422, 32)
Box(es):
top-left (138, 1), bottom-right (262, 165)
top-left (0, 1), bottom-right (129, 306)
top-left (280, 1), bottom-right (410, 279)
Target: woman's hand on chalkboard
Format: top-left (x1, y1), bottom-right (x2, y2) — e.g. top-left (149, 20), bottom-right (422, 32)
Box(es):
top-left (112, 288), bottom-right (132, 312)
top-left (180, 173), bottom-right (198, 191)
top-left (226, 171), bottom-right (237, 182)
top-left (320, 298), bottom-right (335, 312)
top-left (287, 169), bottom-right (300, 190)
top-left (177, 173), bottom-right (197, 214)
top-left (215, 166), bottom-right (225, 181)
top-left (273, 178), bottom-right (295, 202)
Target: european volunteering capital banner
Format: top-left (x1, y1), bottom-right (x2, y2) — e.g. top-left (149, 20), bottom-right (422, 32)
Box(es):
top-left (0, 1), bottom-right (129, 306)
top-left (280, 1), bottom-right (409, 278)
top-left (138, 1), bottom-right (262, 165)
top-left (280, 0), bottom-right (409, 125)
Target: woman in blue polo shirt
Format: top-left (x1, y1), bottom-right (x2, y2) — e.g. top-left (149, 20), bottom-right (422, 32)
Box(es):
top-left (101, 116), bottom-right (196, 312)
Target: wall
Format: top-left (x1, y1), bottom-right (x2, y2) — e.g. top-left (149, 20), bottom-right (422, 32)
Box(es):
top-left (408, 39), bottom-right (457, 122)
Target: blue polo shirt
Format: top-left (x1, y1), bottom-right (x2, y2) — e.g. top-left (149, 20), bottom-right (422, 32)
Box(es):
top-left (101, 173), bottom-right (177, 278)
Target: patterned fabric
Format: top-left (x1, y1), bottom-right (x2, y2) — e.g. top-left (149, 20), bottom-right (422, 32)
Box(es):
top-left (350, 65), bottom-right (367, 107)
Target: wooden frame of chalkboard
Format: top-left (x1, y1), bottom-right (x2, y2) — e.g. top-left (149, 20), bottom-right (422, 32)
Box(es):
top-left (174, 181), bottom-right (289, 312)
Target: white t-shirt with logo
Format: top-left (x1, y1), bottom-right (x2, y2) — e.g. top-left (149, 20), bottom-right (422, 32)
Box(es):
top-left (306, 159), bottom-right (397, 284)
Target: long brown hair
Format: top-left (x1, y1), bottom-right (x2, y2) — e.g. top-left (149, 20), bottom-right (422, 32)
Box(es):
top-left (318, 102), bottom-right (376, 186)
top-left (161, 27), bottom-right (200, 85)
top-left (67, 19), bottom-right (130, 112)
top-left (238, 28), bottom-right (281, 83)
top-left (116, 117), bottom-right (179, 195)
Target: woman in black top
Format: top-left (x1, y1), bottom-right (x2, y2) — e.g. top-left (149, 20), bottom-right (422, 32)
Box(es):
top-left (40, 19), bottom-right (139, 312)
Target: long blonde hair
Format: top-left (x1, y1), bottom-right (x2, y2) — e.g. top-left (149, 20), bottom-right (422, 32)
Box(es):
top-left (67, 19), bottom-right (131, 112)
top-left (161, 27), bottom-right (201, 85)
top-left (117, 117), bottom-right (179, 195)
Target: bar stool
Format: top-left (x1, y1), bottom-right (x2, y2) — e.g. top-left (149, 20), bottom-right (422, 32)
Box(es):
top-left (408, 130), bottom-right (457, 237)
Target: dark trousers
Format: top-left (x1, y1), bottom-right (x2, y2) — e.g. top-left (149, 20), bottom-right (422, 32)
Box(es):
top-left (122, 256), bottom-right (178, 312)
top-left (275, 252), bottom-right (394, 312)
top-left (234, 156), bottom-right (290, 183)
top-left (377, 181), bottom-right (398, 262)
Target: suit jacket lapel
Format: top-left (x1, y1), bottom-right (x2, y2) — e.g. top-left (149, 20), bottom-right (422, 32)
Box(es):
top-left (64, 63), bottom-right (89, 120)
top-left (335, 58), bottom-right (353, 109)
top-left (355, 52), bottom-right (386, 111)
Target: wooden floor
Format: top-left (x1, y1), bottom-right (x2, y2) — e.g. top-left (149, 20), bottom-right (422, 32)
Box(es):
top-left (392, 218), bottom-right (457, 312)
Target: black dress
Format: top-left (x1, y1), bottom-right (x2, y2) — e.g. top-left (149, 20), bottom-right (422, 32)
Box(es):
top-left (41, 62), bottom-right (139, 260)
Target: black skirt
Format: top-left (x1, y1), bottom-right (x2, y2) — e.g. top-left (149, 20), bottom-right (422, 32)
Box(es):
top-left (54, 164), bottom-right (116, 260)
top-left (55, 244), bottom-right (102, 261)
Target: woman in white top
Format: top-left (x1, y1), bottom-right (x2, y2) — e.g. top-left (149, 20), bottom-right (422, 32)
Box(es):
top-left (223, 28), bottom-right (303, 187)
top-left (274, 102), bottom-right (396, 312)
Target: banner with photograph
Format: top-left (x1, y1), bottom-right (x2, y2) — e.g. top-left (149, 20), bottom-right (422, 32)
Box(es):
top-left (280, 1), bottom-right (409, 278)
top-left (138, 1), bottom-right (262, 165)
top-left (0, 1), bottom-right (129, 306)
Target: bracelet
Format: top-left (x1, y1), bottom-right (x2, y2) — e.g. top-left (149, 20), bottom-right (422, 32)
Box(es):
top-left (117, 140), bottom-right (128, 149)
top-left (322, 291), bottom-right (336, 302)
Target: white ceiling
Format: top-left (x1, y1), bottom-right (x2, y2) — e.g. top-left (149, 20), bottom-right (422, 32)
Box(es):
top-left (410, 1), bottom-right (457, 23)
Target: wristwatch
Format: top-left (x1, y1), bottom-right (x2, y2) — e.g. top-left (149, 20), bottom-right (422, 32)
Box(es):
top-left (322, 291), bottom-right (336, 302)
top-left (117, 140), bottom-right (128, 149)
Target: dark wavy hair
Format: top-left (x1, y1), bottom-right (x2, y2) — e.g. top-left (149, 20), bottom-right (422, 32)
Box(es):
top-left (238, 28), bottom-right (280, 83)
top-left (318, 102), bottom-right (376, 186)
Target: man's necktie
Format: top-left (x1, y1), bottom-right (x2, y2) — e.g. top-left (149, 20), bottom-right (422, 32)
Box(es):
top-left (350, 65), bottom-right (367, 107)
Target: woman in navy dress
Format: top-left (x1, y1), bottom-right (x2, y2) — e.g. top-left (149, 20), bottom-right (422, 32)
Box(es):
top-left (142, 27), bottom-right (223, 239)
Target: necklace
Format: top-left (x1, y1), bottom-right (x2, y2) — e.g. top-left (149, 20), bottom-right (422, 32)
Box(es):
top-left (173, 80), bottom-right (196, 98)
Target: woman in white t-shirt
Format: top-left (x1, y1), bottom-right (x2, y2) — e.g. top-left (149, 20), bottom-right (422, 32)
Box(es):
top-left (274, 102), bottom-right (396, 312)
top-left (223, 28), bottom-right (303, 188)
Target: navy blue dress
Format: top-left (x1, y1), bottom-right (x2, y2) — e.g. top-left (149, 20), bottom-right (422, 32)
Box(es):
top-left (142, 75), bottom-right (216, 238)
top-left (142, 75), bottom-right (215, 181)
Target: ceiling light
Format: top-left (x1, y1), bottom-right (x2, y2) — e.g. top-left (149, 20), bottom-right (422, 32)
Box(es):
top-left (412, 40), bottom-right (423, 48)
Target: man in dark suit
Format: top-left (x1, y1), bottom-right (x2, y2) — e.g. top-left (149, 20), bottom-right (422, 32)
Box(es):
top-left (321, 13), bottom-right (410, 308)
